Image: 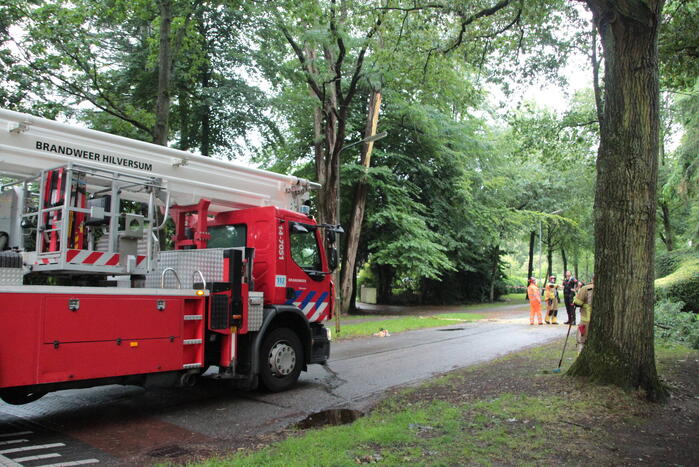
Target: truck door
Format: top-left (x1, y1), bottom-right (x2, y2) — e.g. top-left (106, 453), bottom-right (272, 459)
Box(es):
top-left (285, 221), bottom-right (330, 323)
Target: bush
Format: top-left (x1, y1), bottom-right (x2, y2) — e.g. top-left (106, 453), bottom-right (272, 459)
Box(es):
top-left (655, 252), bottom-right (699, 313)
top-left (654, 300), bottom-right (699, 349)
top-left (655, 250), bottom-right (689, 278)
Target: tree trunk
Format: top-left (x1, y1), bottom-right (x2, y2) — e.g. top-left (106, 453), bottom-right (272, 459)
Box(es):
top-left (200, 64), bottom-right (211, 157)
top-left (561, 247), bottom-right (568, 276)
top-left (569, 0), bottom-right (666, 401)
top-left (154, 0), bottom-right (173, 146)
top-left (489, 244), bottom-right (500, 302)
top-left (526, 230), bottom-right (535, 299)
top-left (197, 8), bottom-right (211, 157)
top-left (178, 88), bottom-right (190, 150)
top-left (659, 201), bottom-right (674, 251)
top-left (591, 20), bottom-right (604, 125)
top-left (340, 90), bottom-right (382, 313)
top-left (376, 264), bottom-right (393, 304)
top-left (546, 226), bottom-right (553, 280)
top-left (349, 262), bottom-right (358, 312)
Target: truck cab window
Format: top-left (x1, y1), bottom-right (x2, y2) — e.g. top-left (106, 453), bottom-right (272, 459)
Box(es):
top-left (207, 224), bottom-right (246, 248)
top-left (290, 224), bottom-right (321, 272)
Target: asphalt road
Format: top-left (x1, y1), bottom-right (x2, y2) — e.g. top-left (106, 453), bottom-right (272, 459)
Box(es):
top-left (0, 308), bottom-right (569, 465)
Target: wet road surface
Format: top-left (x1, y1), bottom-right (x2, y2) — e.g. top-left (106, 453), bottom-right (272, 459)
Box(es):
top-left (0, 308), bottom-right (569, 465)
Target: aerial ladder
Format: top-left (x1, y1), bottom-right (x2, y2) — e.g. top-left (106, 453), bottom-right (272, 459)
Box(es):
top-left (0, 108), bottom-right (337, 405)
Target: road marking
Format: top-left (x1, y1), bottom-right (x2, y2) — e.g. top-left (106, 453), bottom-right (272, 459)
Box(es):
top-left (0, 454), bottom-right (22, 466)
top-left (0, 443), bottom-right (65, 454)
top-left (0, 441), bottom-right (26, 447)
top-left (37, 460), bottom-right (99, 466)
top-left (0, 433), bottom-right (32, 439)
top-left (13, 453), bottom-right (61, 462)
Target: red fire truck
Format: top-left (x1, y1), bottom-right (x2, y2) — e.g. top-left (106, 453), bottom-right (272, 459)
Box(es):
top-left (0, 109), bottom-right (339, 405)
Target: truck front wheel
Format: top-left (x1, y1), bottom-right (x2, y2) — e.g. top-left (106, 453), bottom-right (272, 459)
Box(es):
top-left (259, 327), bottom-right (303, 392)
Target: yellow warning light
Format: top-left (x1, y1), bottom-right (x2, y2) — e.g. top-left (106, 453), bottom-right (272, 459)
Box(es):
top-left (196, 290), bottom-right (205, 296)
top-left (130, 342), bottom-right (139, 347)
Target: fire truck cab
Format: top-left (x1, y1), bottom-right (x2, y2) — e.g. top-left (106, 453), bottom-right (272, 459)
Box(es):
top-left (0, 108), bottom-right (338, 404)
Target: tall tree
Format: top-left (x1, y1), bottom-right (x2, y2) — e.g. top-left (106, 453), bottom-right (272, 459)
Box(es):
top-left (568, 0), bottom-right (666, 401)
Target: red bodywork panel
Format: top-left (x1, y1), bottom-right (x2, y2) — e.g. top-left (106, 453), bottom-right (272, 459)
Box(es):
top-left (0, 291), bottom-right (205, 389)
top-left (210, 206), bottom-right (333, 322)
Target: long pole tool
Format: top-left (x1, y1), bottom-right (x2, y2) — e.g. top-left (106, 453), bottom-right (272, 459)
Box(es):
top-left (552, 321), bottom-right (574, 374)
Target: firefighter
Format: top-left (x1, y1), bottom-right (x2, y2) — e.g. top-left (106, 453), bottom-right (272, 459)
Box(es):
top-left (543, 276), bottom-right (560, 324)
top-left (527, 277), bottom-right (543, 325)
top-left (574, 275), bottom-right (594, 353)
top-left (562, 270), bottom-right (579, 325)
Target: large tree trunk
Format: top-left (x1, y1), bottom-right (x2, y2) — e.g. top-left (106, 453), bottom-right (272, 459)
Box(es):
top-left (340, 90), bottom-right (382, 313)
top-left (154, 0), bottom-right (173, 146)
top-left (561, 247), bottom-right (568, 276)
top-left (526, 230), bottom-right (536, 299)
top-left (569, 0), bottom-right (666, 401)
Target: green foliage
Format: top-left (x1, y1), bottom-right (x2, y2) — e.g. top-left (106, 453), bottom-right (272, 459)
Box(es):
top-left (3, 0), bottom-right (269, 154)
top-left (655, 251), bottom-right (699, 312)
top-left (655, 249), bottom-right (695, 278)
top-left (660, 0), bottom-right (699, 89)
top-left (336, 314), bottom-right (485, 339)
top-left (654, 300), bottom-right (699, 349)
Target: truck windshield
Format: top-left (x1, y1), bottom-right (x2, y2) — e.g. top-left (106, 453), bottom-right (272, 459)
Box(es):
top-left (290, 224), bottom-right (322, 271)
top-left (207, 224), bottom-right (246, 248)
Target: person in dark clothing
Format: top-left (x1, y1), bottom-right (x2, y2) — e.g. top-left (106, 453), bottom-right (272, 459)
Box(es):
top-left (562, 270), bottom-right (579, 325)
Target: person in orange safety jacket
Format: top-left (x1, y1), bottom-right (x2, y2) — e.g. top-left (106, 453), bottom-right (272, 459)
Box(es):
top-left (527, 277), bottom-right (543, 325)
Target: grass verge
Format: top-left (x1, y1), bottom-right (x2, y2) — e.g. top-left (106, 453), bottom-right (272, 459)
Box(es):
top-left (335, 313), bottom-right (486, 339)
top-left (192, 339), bottom-right (698, 466)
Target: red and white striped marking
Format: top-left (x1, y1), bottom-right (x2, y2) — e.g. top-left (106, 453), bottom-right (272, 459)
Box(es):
top-left (36, 251), bottom-right (145, 267)
top-left (66, 250), bottom-right (121, 266)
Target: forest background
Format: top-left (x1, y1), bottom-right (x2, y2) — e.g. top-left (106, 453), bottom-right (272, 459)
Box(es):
top-left (1, 0), bottom-right (697, 312)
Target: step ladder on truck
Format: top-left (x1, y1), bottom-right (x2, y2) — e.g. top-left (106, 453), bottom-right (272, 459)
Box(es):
top-left (0, 108), bottom-right (341, 405)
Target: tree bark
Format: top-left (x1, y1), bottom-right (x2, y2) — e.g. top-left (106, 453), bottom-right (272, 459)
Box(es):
top-left (561, 247), bottom-right (568, 275)
top-left (569, 0), bottom-right (666, 401)
top-left (178, 88), bottom-right (190, 150)
top-left (489, 244), bottom-right (500, 302)
top-left (659, 201), bottom-right (674, 251)
top-left (546, 225), bottom-right (553, 280)
top-left (526, 230), bottom-right (535, 299)
top-left (349, 261), bottom-right (358, 312)
top-left (591, 20), bottom-right (604, 126)
top-left (154, 0), bottom-right (173, 146)
top-left (340, 90), bottom-right (382, 313)
top-left (200, 63), bottom-right (211, 157)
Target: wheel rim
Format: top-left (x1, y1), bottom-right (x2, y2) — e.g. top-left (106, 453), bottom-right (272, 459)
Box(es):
top-left (268, 341), bottom-right (296, 377)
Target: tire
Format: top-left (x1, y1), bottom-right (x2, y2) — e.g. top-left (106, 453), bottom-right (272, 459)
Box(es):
top-left (259, 327), bottom-right (303, 392)
top-left (0, 388), bottom-right (46, 405)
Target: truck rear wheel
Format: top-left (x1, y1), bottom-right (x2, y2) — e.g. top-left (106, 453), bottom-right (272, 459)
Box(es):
top-left (259, 327), bottom-right (303, 392)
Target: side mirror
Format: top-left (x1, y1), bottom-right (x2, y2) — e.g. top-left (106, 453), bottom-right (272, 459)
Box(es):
top-left (326, 229), bottom-right (336, 244)
top-left (328, 247), bottom-right (338, 271)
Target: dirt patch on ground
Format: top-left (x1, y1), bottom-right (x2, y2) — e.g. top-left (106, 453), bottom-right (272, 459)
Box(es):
top-left (386, 341), bottom-right (699, 466)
